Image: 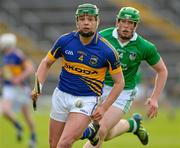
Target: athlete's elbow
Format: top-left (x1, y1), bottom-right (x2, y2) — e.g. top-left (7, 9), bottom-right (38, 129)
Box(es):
top-left (160, 66), bottom-right (168, 80)
top-left (120, 78), bottom-right (125, 88)
top-left (120, 73), bottom-right (125, 87)
top-left (164, 66), bottom-right (168, 78)
top-left (116, 78), bottom-right (125, 90)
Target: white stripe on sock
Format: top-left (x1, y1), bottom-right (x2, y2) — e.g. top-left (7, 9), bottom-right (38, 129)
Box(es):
top-left (132, 118), bottom-right (137, 133)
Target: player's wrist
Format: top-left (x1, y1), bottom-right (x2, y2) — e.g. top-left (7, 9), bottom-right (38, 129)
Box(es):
top-left (100, 103), bottom-right (108, 112)
top-left (34, 74), bottom-right (43, 94)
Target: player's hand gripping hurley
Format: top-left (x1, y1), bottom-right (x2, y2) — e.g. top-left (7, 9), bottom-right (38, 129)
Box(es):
top-left (31, 74), bottom-right (41, 111)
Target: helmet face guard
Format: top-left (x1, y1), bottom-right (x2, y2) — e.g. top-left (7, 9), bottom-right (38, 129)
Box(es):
top-left (76, 3), bottom-right (99, 18)
top-left (117, 7), bottom-right (140, 23)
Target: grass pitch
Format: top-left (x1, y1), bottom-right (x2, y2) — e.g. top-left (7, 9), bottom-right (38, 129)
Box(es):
top-left (0, 108), bottom-right (179, 148)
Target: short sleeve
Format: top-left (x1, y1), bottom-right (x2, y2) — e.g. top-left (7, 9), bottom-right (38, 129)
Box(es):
top-left (144, 43), bottom-right (161, 65)
top-left (106, 46), bottom-right (122, 75)
top-left (48, 37), bottom-right (62, 61)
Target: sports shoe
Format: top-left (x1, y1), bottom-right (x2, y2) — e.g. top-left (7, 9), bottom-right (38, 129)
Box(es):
top-left (133, 113), bottom-right (149, 145)
top-left (88, 121), bottom-right (100, 146)
top-left (28, 134), bottom-right (37, 148)
top-left (28, 138), bottom-right (37, 148)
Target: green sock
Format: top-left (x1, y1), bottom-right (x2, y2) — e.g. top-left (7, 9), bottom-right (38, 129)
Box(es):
top-left (127, 118), bottom-right (137, 133)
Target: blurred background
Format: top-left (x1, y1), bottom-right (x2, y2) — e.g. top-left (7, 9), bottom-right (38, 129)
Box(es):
top-left (0, 0), bottom-right (180, 148)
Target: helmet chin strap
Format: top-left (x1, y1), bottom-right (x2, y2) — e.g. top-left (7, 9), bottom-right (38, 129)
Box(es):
top-left (79, 31), bottom-right (94, 37)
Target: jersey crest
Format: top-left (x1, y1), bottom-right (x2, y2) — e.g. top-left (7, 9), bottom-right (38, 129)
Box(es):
top-left (129, 52), bottom-right (137, 61)
top-left (89, 56), bottom-right (98, 65)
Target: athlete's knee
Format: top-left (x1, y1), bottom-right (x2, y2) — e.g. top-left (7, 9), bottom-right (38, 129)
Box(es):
top-left (99, 125), bottom-right (108, 140)
top-left (2, 104), bottom-right (11, 115)
top-left (57, 136), bottom-right (75, 148)
top-left (49, 137), bottom-right (58, 148)
top-left (49, 137), bottom-right (63, 148)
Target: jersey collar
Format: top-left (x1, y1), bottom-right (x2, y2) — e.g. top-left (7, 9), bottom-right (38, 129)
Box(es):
top-left (112, 28), bottom-right (138, 41)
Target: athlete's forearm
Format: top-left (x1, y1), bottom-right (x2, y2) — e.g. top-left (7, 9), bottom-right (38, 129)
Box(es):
top-left (36, 55), bottom-right (54, 85)
top-left (102, 82), bottom-right (124, 111)
top-left (102, 72), bottom-right (124, 111)
top-left (151, 67), bottom-right (168, 101)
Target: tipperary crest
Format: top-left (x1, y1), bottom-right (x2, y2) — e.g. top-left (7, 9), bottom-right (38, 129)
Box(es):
top-left (129, 52), bottom-right (137, 60)
top-left (89, 56), bottom-right (98, 65)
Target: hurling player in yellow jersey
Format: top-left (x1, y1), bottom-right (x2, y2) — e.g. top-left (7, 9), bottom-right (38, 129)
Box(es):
top-left (31, 3), bottom-right (124, 148)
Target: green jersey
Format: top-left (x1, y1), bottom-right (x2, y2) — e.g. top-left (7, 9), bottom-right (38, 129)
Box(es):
top-left (100, 27), bottom-right (160, 89)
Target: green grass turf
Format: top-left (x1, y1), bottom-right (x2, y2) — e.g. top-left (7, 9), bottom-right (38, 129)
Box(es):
top-left (0, 108), bottom-right (180, 148)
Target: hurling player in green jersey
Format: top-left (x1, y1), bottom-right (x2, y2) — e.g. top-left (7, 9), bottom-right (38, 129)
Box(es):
top-left (84, 7), bottom-right (168, 148)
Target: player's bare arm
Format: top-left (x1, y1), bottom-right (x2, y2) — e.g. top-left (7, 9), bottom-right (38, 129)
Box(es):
top-left (92, 71), bottom-right (124, 121)
top-left (36, 55), bottom-right (55, 84)
top-left (102, 71), bottom-right (124, 111)
top-left (145, 58), bottom-right (168, 118)
top-left (31, 55), bottom-right (55, 102)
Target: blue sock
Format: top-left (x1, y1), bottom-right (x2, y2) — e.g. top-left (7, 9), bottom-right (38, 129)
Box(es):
top-left (81, 127), bottom-right (94, 139)
top-left (31, 132), bottom-right (37, 142)
top-left (13, 121), bottom-right (22, 131)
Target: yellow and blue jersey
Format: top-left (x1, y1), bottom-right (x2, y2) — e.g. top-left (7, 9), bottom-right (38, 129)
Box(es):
top-left (2, 49), bottom-right (25, 85)
top-left (48, 31), bottom-right (122, 96)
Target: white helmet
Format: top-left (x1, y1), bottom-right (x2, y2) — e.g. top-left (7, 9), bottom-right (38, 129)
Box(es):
top-left (0, 33), bottom-right (17, 50)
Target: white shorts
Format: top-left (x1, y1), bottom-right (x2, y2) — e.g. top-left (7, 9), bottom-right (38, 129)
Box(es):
top-left (102, 85), bottom-right (137, 113)
top-left (134, 84), bottom-right (146, 100)
top-left (2, 85), bottom-right (31, 110)
top-left (50, 88), bottom-right (100, 122)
